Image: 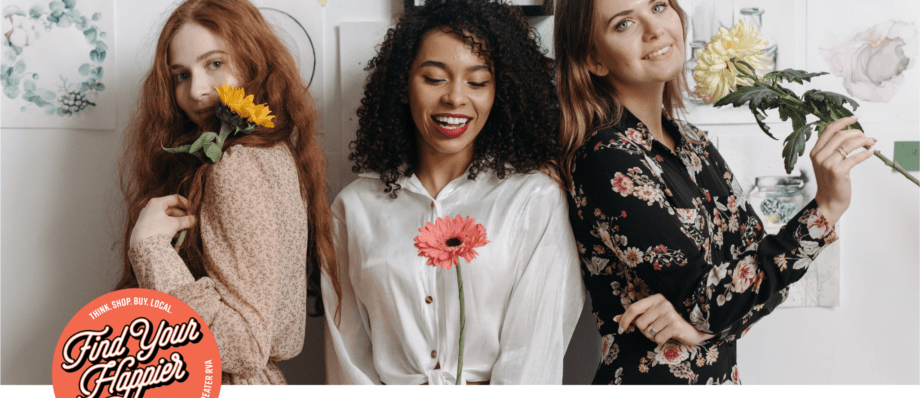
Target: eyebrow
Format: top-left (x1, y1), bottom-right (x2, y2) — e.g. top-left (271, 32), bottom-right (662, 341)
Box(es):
top-left (606, 0), bottom-right (658, 28)
top-left (169, 50), bottom-right (227, 70)
top-left (418, 60), bottom-right (491, 73)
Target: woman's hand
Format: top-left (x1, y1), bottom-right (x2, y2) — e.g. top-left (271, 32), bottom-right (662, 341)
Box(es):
top-left (616, 294), bottom-right (715, 346)
top-left (129, 194), bottom-right (196, 249)
top-left (811, 116), bottom-right (876, 227)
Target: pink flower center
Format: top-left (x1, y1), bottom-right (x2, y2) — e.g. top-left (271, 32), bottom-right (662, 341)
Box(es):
top-left (445, 237), bottom-right (462, 247)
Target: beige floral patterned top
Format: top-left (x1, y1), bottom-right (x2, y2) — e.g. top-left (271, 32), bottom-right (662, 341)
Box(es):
top-left (129, 144), bottom-right (308, 385)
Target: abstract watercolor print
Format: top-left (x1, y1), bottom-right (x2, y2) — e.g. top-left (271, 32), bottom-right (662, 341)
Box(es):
top-left (820, 20), bottom-right (918, 103)
top-left (1, 0), bottom-right (114, 129)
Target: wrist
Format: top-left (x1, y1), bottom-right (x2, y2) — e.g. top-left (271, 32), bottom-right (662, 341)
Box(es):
top-left (813, 195), bottom-right (844, 227)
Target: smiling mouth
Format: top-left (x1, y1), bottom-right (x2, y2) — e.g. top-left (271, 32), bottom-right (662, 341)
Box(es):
top-left (643, 44), bottom-right (672, 60)
top-left (431, 114), bottom-right (472, 138)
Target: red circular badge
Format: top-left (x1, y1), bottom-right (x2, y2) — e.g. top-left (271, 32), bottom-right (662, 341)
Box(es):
top-left (52, 288), bottom-right (221, 398)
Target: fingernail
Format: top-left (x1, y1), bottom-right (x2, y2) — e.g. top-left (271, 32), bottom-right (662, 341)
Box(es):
top-left (613, 315), bottom-right (621, 322)
top-left (618, 326), bottom-right (624, 334)
top-left (851, 115), bottom-right (860, 119)
top-left (871, 138), bottom-right (878, 143)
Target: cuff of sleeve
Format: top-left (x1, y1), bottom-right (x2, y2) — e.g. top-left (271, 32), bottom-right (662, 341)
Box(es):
top-left (799, 200), bottom-right (838, 242)
top-left (128, 234), bottom-right (196, 294)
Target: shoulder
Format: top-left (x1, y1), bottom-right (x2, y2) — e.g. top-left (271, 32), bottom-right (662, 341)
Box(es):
top-left (210, 144), bottom-right (296, 182)
top-left (331, 174), bottom-right (395, 216)
top-left (494, 172), bottom-right (567, 208)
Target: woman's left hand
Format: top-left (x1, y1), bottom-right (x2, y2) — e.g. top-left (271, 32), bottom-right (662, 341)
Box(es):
top-left (616, 294), bottom-right (715, 346)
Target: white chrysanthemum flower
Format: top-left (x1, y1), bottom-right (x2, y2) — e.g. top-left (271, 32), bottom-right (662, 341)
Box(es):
top-left (694, 19), bottom-right (772, 104)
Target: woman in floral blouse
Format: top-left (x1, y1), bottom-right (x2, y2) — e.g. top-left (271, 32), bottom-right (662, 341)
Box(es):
top-left (553, 0), bottom-right (876, 384)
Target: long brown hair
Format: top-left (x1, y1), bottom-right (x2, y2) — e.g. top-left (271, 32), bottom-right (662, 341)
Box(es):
top-left (554, 0), bottom-right (689, 190)
top-left (116, 0), bottom-right (341, 319)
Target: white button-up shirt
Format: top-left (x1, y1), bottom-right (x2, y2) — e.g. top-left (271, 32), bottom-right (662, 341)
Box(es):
top-left (322, 170), bottom-right (586, 385)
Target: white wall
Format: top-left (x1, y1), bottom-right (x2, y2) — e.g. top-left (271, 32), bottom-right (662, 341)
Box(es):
top-left (1, 0), bottom-right (917, 386)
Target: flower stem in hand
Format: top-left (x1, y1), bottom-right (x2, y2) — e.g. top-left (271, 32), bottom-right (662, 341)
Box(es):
top-left (456, 264), bottom-right (465, 385)
top-left (174, 230), bottom-right (186, 250)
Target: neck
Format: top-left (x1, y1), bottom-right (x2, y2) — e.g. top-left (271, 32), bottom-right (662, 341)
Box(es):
top-left (616, 82), bottom-right (675, 151)
top-left (415, 145), bottom-right (474, 199)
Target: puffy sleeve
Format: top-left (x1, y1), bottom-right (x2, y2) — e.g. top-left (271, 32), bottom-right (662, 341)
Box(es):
top-left (128, 145), bottom-right (307, 384)
top-left (490, 182), bottom-right (586, 384)
top-left (570, 141), bottom-right (837, 340)
top-left (321, 193), bottom-right (381, 384)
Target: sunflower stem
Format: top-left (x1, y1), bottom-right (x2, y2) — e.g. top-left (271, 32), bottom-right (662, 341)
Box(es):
top-left (455, 263), bottom-right (465, 385)
top-left (174, 230), bottom-right (186, 250)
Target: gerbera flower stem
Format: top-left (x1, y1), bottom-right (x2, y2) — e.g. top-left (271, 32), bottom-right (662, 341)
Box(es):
top-left (456, 264), bottom-right (465, 385)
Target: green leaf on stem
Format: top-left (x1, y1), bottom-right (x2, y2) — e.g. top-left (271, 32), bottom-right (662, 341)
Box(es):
top-left (162, 144), bottom-right (192, 153)
top-left (803, 89), bottom-right (860, 112)
top-left (204, 142), bottom-right (223, 163)
top-left (715, 84), bottom-right (781, 111)
top-left (734, 59), bottom-right (761, 82)
top-left (782, 122), bottom-right (814, 174)
top-left (750, 106), bottom-right (776, 139)
top-left (189, 131), bottom-right (217, 154)
top-left (764, 69), bottom-right (828, 85)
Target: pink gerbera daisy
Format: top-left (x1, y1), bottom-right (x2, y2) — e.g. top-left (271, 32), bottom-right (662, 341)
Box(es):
top-left (414, 215), bottom-right (490, 270)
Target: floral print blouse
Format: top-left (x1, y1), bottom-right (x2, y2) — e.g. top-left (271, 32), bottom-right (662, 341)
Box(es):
top-left (567, 111), bottom-right (838, 385)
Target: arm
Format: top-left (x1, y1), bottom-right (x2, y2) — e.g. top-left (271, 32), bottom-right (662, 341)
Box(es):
top-left (321, 194), bottom-right (381, 384)
top-left (129, 147), bottom-right (305, 380)
top-left (571, 142), bottom-right (837, 339)
top-left (490, 184), bottom-right (586, 384)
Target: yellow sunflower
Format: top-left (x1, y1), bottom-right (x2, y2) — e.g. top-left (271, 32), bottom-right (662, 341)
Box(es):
top-left (693, 19), bottom-right (771, 104)
top-left (214, 83), bottom-right (275, 128)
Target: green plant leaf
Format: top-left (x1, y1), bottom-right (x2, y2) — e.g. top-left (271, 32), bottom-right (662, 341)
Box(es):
top-left (782, 122), bottom-right (814, 174)
top-left (734, 59), bottom-right (760, 82)
top-left (204, 142), bottom-right (222, 163)
top-left (764, 69), bottom-right (828, 85)
top-left (750, 106), bottom-right (776, 139)
top-left (23, 80), bottom-right (35, 92)
top-left (714, 84), bottom-right (781, 110)
top-left (78, 63), bottom-right (91, 76)
top-left (803, 89), bottom-right (860, 112)
top-left (188, 131), bottom-right (217, 153)
top-left (162, 144), bottom-right (192, 153)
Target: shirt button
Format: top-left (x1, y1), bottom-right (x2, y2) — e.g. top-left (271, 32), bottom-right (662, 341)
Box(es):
top-left (430, 201), bottom-right (434, 208)
top-left (425, 296), bottom-right (433, 304)
top-left (431, 350), bottom-right (437, 358)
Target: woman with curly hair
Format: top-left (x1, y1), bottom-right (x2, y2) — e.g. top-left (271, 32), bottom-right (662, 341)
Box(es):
top-left (116, 0), bottom-right (340, 384)
top-left (554, 0), bottom-right (874, 384)
top-left (322, 0), bottom-right (585, 385)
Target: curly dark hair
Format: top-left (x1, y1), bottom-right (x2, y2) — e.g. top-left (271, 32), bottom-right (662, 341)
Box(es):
top-left (350, 0), bottom-right (560, 197)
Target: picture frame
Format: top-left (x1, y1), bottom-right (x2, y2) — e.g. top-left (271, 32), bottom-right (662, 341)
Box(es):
top-left (403, 0), bottom-right (552, 16)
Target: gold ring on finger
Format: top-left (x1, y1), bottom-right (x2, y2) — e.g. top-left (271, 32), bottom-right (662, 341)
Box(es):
top-left (836, 146), bottom-right (848, 159)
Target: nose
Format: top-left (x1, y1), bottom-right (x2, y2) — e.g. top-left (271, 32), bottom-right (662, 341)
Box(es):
top-left (189, 73), bottom-right (213, 102)
top-left (643, 17), bottom-right (665, 41)
top-left (441, 79), bottom-right (467, 107)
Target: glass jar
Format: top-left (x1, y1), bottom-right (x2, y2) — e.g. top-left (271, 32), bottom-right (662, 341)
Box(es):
top-left (740, 7), bottom-right (778, 73)
top-left (746, 172), bottom-right (808, 233)
top-left (685, 40), bottom-right (706, 105)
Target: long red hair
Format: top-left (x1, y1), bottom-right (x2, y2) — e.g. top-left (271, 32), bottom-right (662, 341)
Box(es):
top-left (116, 0), bottom-right (341, 318)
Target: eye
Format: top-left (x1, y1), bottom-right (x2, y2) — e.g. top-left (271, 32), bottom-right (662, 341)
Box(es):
top-left (653, 2), bottom-right (667, 13)
top-left (173, 72), bottom-right (190, 82)
top-left (615, 19), bottom-right (633, 31)
top-left (207, 60), bottom-right (223, 70)
top-left (423, 76), bottom-right (445, 84)
top-left (468, 81), bottom-right (490, 88)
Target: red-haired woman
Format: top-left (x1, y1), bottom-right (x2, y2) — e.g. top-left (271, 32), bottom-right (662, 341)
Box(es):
top-left (554, 0), bottom-right (875, 384)
top-left (115, 0), bottom-right (339, 385)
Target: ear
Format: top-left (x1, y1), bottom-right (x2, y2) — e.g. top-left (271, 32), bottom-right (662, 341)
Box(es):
top-left (586, 51), bottom-right (610, 77)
